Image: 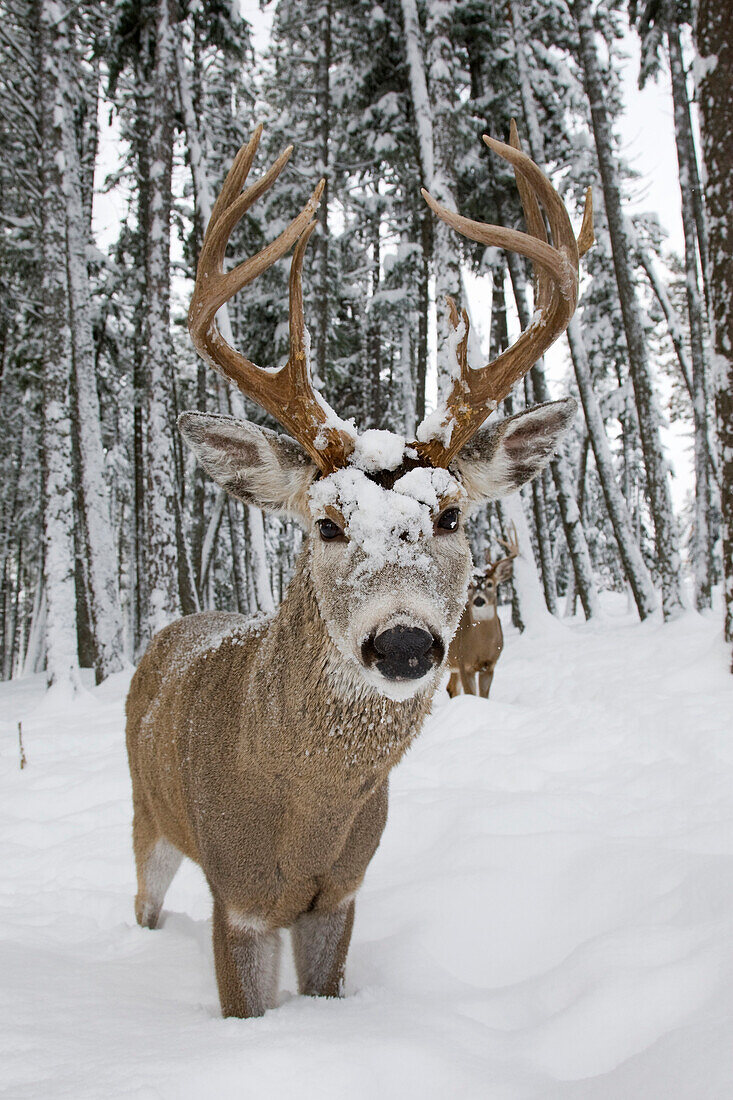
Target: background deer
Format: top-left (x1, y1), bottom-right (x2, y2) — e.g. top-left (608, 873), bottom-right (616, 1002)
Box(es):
top-left (126, 122), bottom-right (592, 1018)
top-left (447, 524), bottom-right (519, 698)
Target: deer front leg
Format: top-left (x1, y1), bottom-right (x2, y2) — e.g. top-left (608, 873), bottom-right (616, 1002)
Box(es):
top-left (478, 668), bottom-right (494, 698)
top-left (291, 899), bottom-right (355, 998)
top-left (212, 899), bottom-right (282, 1018)
top-left (446, 670), bottom-right (461, 697)
top-left (459, 667), bottom-right (477, 694)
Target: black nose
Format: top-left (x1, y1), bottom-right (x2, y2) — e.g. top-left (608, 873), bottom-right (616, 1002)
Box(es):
top-left (365, 626), bottom-right (441, 681)
top-left (473, 596), bottom-right (486, 606)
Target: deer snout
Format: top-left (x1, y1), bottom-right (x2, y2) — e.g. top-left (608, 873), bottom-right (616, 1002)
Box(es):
top-left (473, 596), bottom-right (486, 606)
top-left (363, 625), bottom-right (444, 681)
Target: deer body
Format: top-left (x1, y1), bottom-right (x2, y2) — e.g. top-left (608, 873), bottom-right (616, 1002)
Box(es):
top-left (447, 528), bottom-right (518, 698)
top-left (447, 596), bottom-right (504, 698)
top-left (127, 561), bottom-right (433, 1014)
top-left (126, 123), bottom-right (591, 1018)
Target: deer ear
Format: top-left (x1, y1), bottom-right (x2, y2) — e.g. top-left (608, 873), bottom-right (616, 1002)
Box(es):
top-left (453, 398), bottom-right (576, 505)
top-left (493, 558), bottom-right (515, 583)
top-left (178, 412), bottom-right (318, 518)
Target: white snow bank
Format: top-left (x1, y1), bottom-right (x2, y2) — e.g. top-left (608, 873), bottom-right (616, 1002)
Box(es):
top-left (1, 597), bottom-right (732, 1098)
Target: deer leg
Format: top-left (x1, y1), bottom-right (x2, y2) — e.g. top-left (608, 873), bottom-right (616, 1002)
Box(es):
top-left (459, 668), bottom-right (477, 695)
top-left (212, 899), bottom-right (282, 1018)
top-left (291, 899), bottom-right (355, 998)
top-left (133, 806), bottom-right (182, 930)
top-left (446, 671), bottom-right (461, 697)
top-left (478, 668), bottom-right (494, 698)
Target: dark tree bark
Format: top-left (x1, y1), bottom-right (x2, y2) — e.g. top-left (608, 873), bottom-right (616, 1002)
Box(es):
top-left (573, 0), bottom-right (683, 618)
top-left (668, 26), bottom-right (715, 610)
top-left (696, 0), bottom-right (733, 653)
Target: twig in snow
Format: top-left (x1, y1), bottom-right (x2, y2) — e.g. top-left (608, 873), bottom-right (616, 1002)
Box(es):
top-left (18, 722), bottom-right (26, 770)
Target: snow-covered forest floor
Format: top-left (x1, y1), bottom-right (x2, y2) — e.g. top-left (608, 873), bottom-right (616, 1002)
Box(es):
top-left (1, 597), bottom-right (732, 1099)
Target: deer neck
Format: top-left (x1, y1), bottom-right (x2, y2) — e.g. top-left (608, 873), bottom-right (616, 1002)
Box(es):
top-left (246, 549), bottom-right (432, 784)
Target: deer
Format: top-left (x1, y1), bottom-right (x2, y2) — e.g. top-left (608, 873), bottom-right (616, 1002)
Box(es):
top-left (125, 120), bottom-right (593, 1019)
top-left (446, 524), bottom-right (519, 699)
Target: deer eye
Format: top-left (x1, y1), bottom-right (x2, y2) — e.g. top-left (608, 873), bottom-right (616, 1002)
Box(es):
top-left (436, 507), bottom-right (460, 533)
top-left (317, 518), bottom-right (344, 542)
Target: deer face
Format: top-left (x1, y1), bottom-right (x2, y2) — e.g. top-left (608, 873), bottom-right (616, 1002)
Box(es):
top-left (468, 574), bottom-right (499, 621)
top-left (179, 401), bottom-right (574, 701)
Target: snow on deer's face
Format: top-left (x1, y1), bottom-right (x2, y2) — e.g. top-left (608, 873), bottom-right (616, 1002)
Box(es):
top-left (178, 403), bottom-right (578, 701)
top-left (307, 431), bottom-right (472, 701)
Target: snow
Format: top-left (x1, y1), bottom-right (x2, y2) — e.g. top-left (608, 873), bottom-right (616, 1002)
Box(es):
top-left (2, 598), bottom-right (732, 1098)
top-left (308, 466), bottom-right (462, 572)
top-left (350, 429), bottom-right (407, 473)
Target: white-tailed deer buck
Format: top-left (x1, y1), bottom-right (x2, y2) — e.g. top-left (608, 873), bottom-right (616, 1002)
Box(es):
top-left (126, 121), bottom-right (592, 1018)
top-left (447, 524), bottom-right (519, 698)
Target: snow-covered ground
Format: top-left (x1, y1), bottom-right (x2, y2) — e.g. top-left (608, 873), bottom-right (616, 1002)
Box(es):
top-left (2, 598), bottom-right (732, 1099)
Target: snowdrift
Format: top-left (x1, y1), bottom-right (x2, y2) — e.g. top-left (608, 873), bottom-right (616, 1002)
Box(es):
top-left (2, 599), bottom-right (732, 1098)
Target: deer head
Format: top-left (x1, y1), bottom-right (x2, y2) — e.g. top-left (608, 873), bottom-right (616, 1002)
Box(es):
top-left (179, 124), bottom-right (591, 701)
top-left (466, 523), bottom-right (520, 621)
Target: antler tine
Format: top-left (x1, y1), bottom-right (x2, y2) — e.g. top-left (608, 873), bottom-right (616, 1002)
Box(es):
top-left (289, 219), bottom-right (316, 382)
top-left (508, 119), bottom-right (551, 311)
top-left (188, 129), bottom-right (355, 474)
top-left (414, 129), bottom-right (587, 468)
top-left (497, 521), bottom-right (519, 559)
top-left (207, 124), bottom-right (263, 238)
top-left (205, 144), bottom-right (296, 275)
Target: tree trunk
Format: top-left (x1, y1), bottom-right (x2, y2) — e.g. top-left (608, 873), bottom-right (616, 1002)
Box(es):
top-left (139, 0), bottom-right (181, 642)
top-left (315, 0), bottom-right (332, 386)
top-left (667, 26), bottom-right (714, 610)
top-left (37, 0), bottom-right (81, 690)
top-left (567, 316), bottom-right (657, 618)
top-left (60, 10), bottom-right (124, 679)
top-left (497, 494), bottom-right (550, 632)
top-left (573, 0), bottom-right (683, 618)
top-left (400, 0), bottom-right (460, 397)
top-left (696, 0), bottom-right (733, 652)
top-left (508, 256), bottom-right (599, 618)
top-left (177, 47), bottom-right (275, 615)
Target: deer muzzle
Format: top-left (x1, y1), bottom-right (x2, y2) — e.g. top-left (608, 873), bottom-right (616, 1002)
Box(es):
top-left (363, 625), bottom-right (444, 682)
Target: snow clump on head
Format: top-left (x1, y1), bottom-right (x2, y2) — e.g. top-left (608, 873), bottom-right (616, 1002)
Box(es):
top-left (308, 459), bottom-right (464, 576)
top-left (349, 429), bottom-right (407, 473)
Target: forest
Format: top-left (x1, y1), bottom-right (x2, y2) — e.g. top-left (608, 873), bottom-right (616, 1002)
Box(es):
top-left (0, 0), bottom-right (730, 687)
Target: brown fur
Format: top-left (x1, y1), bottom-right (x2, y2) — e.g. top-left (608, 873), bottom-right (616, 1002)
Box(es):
top-left (127, 400), bottom-right (576, 1019)
top-left (126, 557), bottom-right (430, 1016)
top-left (446, 557), bottom-right (514, 699)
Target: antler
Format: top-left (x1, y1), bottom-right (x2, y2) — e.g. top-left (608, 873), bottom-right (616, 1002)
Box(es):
top-left (188, 126), bottom-right (356, 475)
top-left (414, 122), bottom-right (592, 467)
top-left (497, 521), bottom-right (519, 561)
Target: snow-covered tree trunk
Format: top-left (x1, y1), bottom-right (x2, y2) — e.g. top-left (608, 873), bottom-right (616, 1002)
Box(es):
top-left (177, 45), bottom-right (276, 617)
top-left (573, 0), bottom-right (683, 619)
top-left (667, 26), bottom-right (714, 610)
top-left (399, 0), bottom-right (460, 394)
top-left (315, 0), bottom-right (332, 385)
top-left (497, 493), bottom-right (553, 632)
top-left (37, 0), bottom-right (80, 690)
top-left (638, 248), bottom-right (694, 396)
top-left (509, 257), bottom-right (599, 619)
top-left (58, 9), bottom-right (124, 679)
top-left (425, 0), bottom-right (462, 383)
top-left (505, 32), bottom-right (599, 620)
top-left (696, 0), bottom-right (733, 651)
top-left (567, 317), bottom-right (657, 618)
top-left (245, 505), bottom-right (275, 616)
top-left (139, 0), bottom-right (180, 642)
